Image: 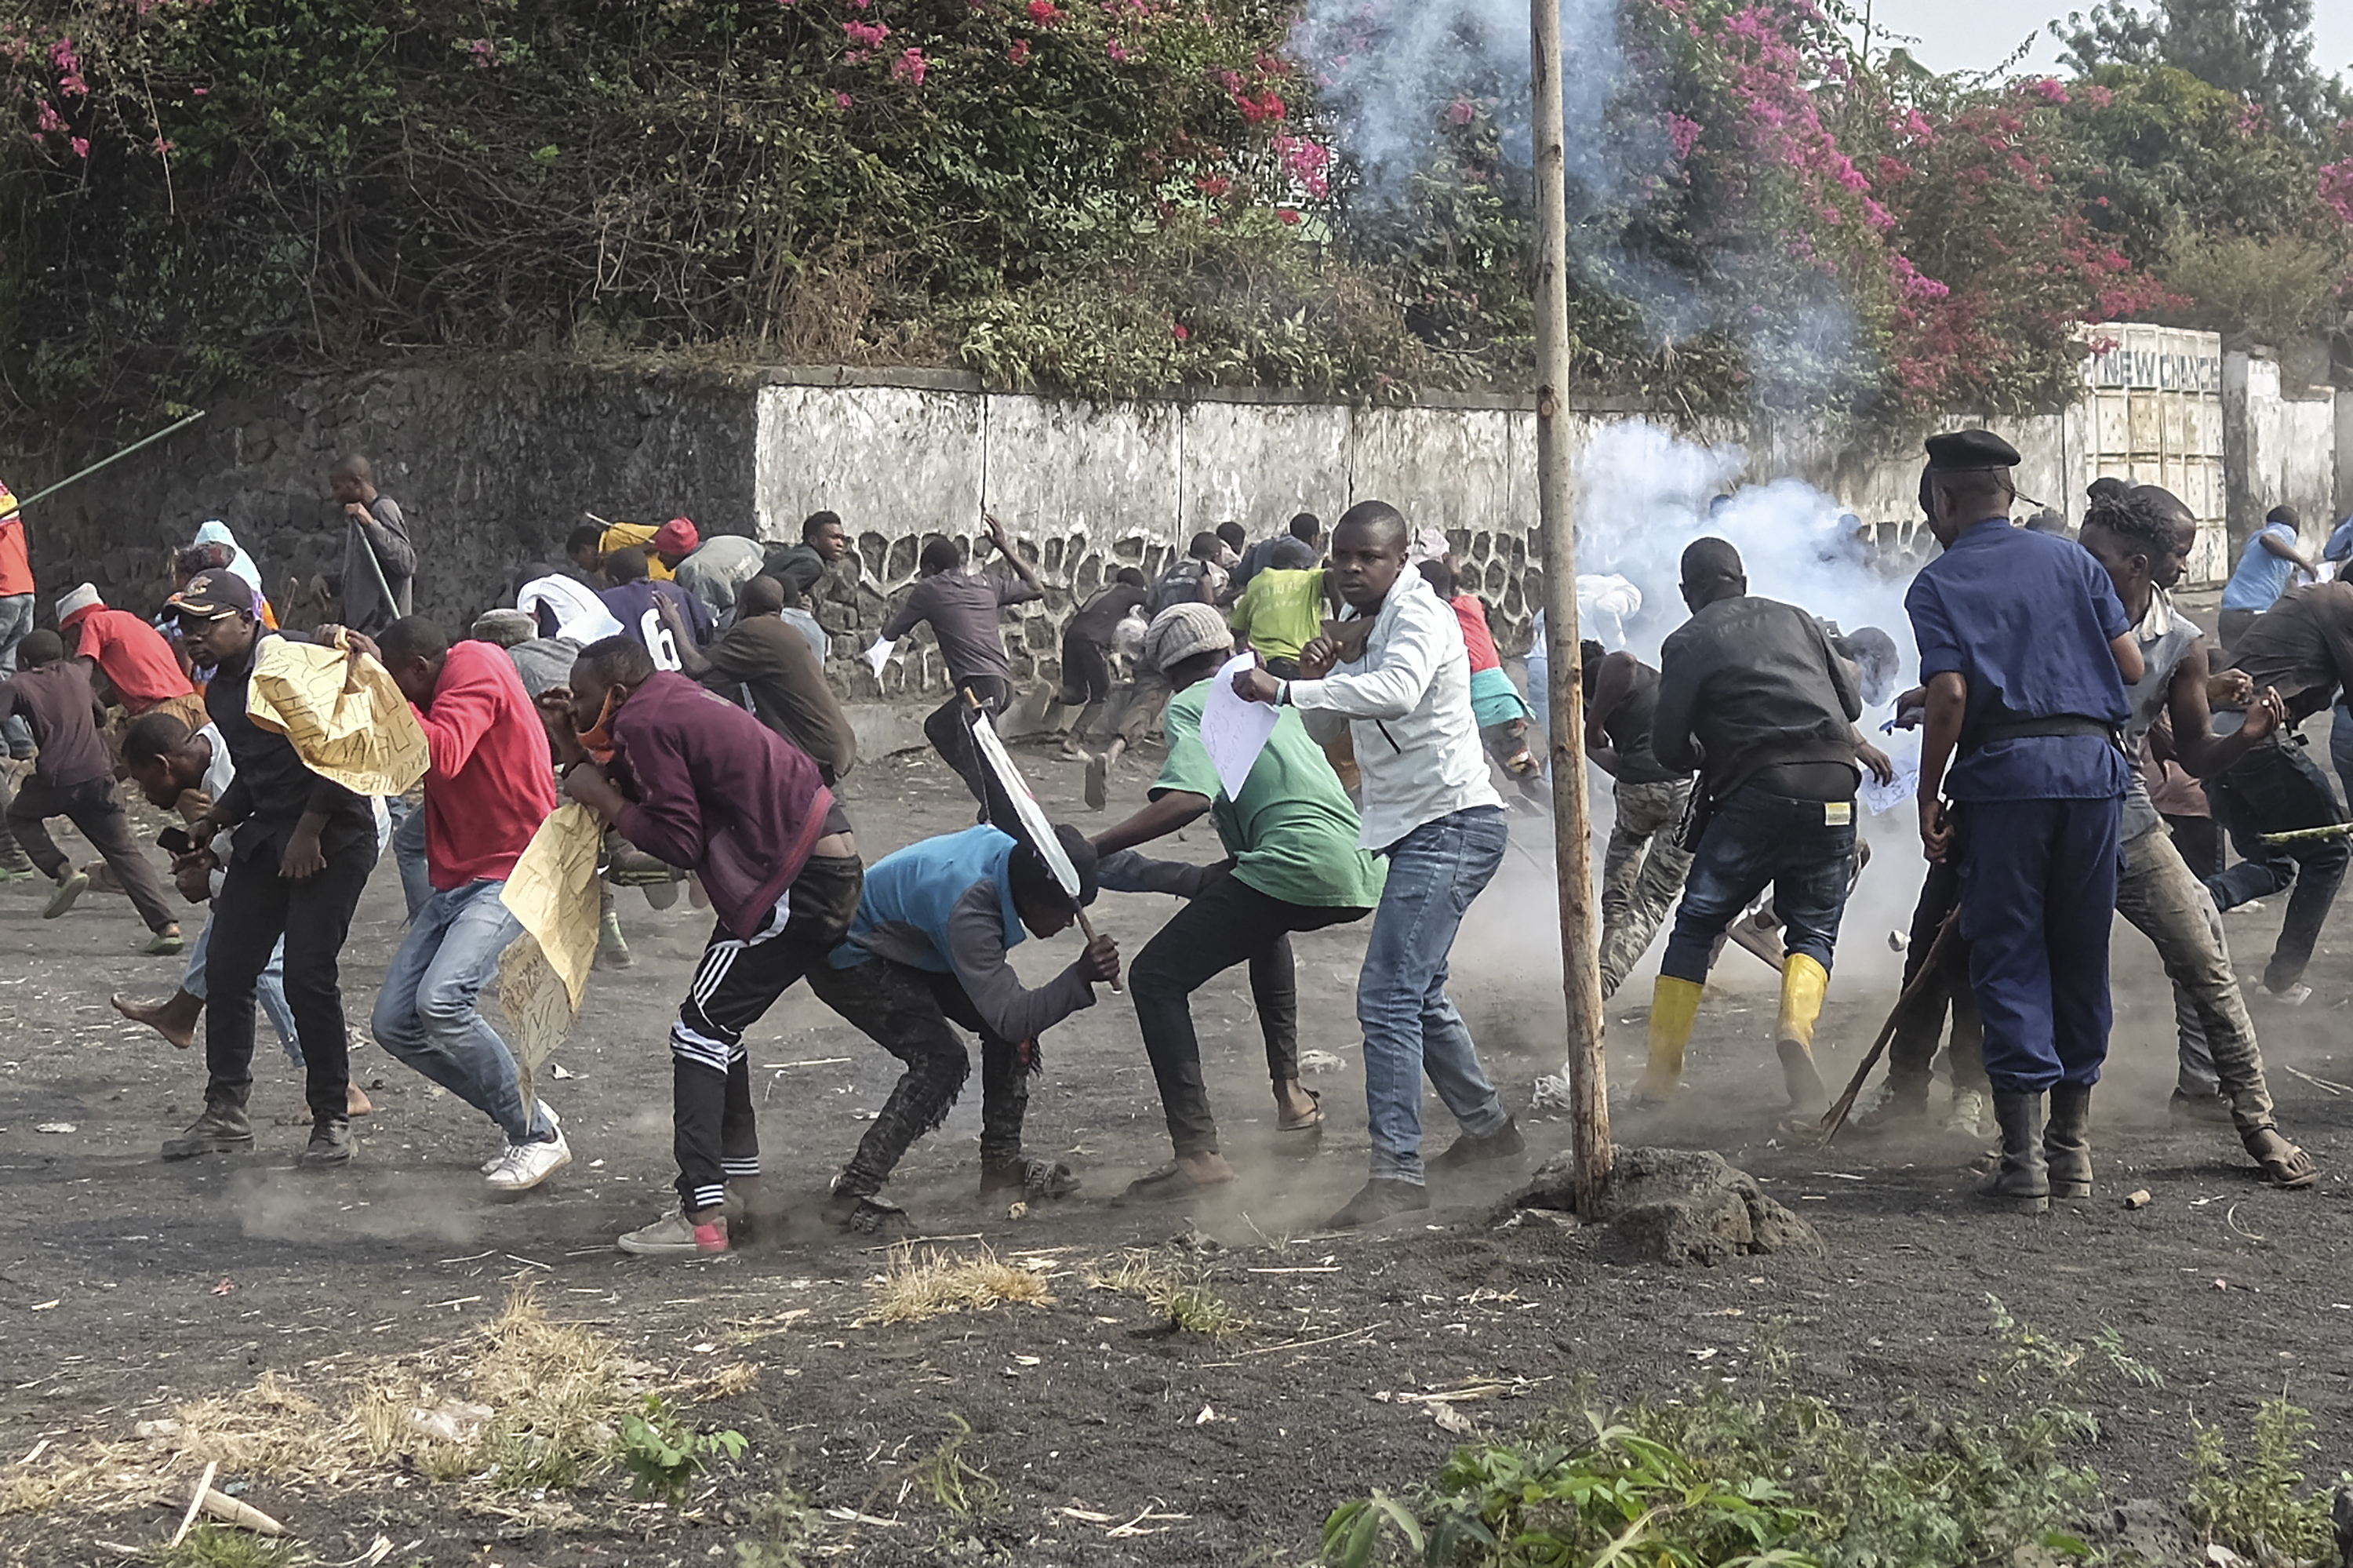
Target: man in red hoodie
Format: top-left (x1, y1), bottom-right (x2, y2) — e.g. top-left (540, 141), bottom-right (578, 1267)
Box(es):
top-left (540, 634), bottom-right (865, 1255)
top-left (350, 617), bottom-right (567, 1191)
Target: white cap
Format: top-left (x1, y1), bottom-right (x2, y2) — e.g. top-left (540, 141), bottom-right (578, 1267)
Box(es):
top-left (56, 583), bottom-right (102, 621)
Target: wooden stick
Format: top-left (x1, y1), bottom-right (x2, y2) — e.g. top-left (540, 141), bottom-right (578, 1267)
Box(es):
top-left (1801, 910), bottom-right (1960, 1147)
top-left (169, 1460), bottom-right (218, 1548)
top-left (2283, 1064), bottom-right (2353, 1096)
top-left (198, 1489), bottom-right (286, 1535)
top-left (1528, 0), bottom-right (1610, 1213)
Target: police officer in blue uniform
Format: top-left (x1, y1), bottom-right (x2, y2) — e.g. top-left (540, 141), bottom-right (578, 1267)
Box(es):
top-left (1906, 431), bottom-right (2144, 1213)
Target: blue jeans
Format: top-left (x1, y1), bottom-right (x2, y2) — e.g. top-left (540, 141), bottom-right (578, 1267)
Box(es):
top-left (390, 800), bottom-right (431, 922)
top-left (1958, 795), bottom-right (2123, 1093)
top-left (0, 593), bottom-right (33, 756)
top-left (184, 911), bottom-right (300, 1064)
top-left (1358, 806), bottom-right (1511, 1184)
top-left (369, 879), bottom-right (545, 1143)
top-left (1659, 786), bottom-right (1857, 983)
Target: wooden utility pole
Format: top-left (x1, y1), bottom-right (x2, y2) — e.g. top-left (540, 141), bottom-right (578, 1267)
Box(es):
top-left (1529, 0), bottom-right (1613, 1211)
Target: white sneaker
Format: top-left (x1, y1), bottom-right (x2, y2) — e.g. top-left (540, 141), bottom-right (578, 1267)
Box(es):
top-left (487, 1126), bottom-right (572, 1191)
top-left (1941, 1087), bottom-right (1989, 1137)
top-left (482, 1103), bottom-right (562, 1177)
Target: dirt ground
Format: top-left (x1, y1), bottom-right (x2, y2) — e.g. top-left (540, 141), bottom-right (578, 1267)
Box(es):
top-left (3, 733), bottom-right (2351, 1568)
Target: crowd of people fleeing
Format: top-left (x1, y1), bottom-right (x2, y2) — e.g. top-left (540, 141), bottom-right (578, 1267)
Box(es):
top-left (0, 431), bottom-right (2338, 1251)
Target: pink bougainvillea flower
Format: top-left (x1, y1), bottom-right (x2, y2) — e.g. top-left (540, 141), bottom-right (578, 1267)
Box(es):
top-left (1172, 322), bottom-right (1189, 340)
top-left (1009, 38), bottom-right (1031, 63)
top-left (1890, 254), bottom-right (1950, 300)
top-left (2024, 77), bottom-right (2068, 104)
top-left (1234, 89), bottom-right (1285, 124)
top-left (1027, 0), bottom-right (1062, 22)
top-left (152, 136), bottom-right (173, 155)
top-left (844, 19), bottom-right (889, 46)
top-left (1446, 98), bottom-right (1475, 126)
top-left (1194, 173), bottom-right (1231, 198)
top-left (1106, 38), bottom-right (1129, 62)
top-left (835, 90), bottom-right (854, 108)
top-left (35, 100), bottom-right (64, 133)
top-left (192, 85), bottom-right (209, 96)
top-left (892, 46), bottom-right (927, 85)
top-left (1277, 206), bottom-right (1300, 224)
top-left (1664, 111), bottom-right (1700, 158)
top-left (2320, 159), bottom-right (2353, 226)
top-left (69, 135), bottom-right (88, 158)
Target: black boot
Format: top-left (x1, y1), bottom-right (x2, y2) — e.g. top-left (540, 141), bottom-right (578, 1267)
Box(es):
top-left (1327, 1178), bottom-right (1431, 1228)
top-left (1428, 1115), bottom-right (1526, 1172)
top-left (2044, 1082), bottom-right (2093, 1199)
top-left (1853, 1073), bottom-right (1931, 1132)
top-left (300, 1117), bottom-right (354, 1166)
top-left (1975, 1091), bottom-right (2049, 1213)
top-left (161, 1093), bottom-right (253, 1161)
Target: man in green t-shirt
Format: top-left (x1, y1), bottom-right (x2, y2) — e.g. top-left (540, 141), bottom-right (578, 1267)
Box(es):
top-left (1092, 602), bottom-right (1384, 1197)
top-left (1226, 537), bottom-right (1330, 678)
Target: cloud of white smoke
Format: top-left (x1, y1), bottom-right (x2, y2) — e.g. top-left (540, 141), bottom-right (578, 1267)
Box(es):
top-left (1573, 420), bottom-right (1918, 693)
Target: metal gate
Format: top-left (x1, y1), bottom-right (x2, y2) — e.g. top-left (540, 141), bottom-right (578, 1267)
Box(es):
top-left (2078, 324), bottom-right (2228, 584)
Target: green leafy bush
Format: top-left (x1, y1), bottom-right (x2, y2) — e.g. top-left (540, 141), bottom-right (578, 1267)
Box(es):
top-left (1322, 1299), bottom-right (2159, 1568)
top-left (617, 1392), bottom-right (747, 1507)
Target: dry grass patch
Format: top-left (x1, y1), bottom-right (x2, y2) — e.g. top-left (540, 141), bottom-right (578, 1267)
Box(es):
top-left (1086, 1249), bottom-right (1249, 1337)
top-left (3, 1282), bottom-right (700, 1522)
top-left (864, 1246), bottom-right (1053, 1325)
top-left (352, 1282), bottom-right (631, 1492)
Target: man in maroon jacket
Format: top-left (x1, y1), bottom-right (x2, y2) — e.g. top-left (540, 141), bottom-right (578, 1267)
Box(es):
top-left (541, 634), bottom-right (865, 1255)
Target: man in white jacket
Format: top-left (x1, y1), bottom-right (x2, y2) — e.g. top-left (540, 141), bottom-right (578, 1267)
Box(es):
top-left (1234, 500), bottom-right (1520, 1225)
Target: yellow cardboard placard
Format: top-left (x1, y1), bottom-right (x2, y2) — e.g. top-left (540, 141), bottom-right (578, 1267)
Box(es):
top-left (245, 638), bottom-right (429, 797)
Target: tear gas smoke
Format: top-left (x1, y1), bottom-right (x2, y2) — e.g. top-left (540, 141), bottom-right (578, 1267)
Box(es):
top-left (1290, 0), bottom-right (1864, 408)
top-left (1573, 419), bottom-right (1920, 700)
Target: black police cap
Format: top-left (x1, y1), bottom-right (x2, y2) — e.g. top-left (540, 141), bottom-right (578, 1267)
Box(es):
top-left (1923, 428), bottom-right (2021, 472)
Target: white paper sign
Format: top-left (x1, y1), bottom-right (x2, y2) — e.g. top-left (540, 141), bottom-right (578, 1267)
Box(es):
top-left (863, 636), bottom-right (895, 678)
top-left (1859, 722), bottom-right (1921, 815)
top-left (1199, 653), bottom-right (1282, 799)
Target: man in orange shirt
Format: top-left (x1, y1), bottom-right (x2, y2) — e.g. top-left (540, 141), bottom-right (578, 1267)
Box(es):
top-left (0, 478), bottom-right (34, 760)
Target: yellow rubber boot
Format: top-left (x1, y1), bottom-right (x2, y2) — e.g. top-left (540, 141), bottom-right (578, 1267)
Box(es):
top-left (1638, 976), bottom-right (1705, 1102)
top-left (1776, 953), bottom-right (1831, 1115)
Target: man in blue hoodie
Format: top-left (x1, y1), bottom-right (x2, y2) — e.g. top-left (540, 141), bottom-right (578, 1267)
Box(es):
top-left (811, 822), bottom-right (1120, 1232)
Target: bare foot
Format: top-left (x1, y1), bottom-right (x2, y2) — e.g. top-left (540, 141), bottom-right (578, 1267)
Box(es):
top-left (1274, 1079), bottom-right (1322, 1130)
top-left (347, 1084), bottom-right (373, 1117)
top-left (112, 989), bottom-right (202, 1050)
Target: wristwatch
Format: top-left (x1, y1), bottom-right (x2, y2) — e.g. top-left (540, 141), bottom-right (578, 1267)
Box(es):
top-left (1275, 680), bottom-right (1290, 707)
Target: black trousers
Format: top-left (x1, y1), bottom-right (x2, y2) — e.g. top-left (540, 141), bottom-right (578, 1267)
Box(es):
top-left (1884, 857), bottom-right (1984, 1093)
top-left (667, 855), bottom-right (862, 1215)
top-left (203, 836), bottom-right (377, 1124)
top-left (2206, 740), bottom-right (2351, 991)
top-left (4, 774), bottom-right (179, 933)
top-left (1058, 631), bottom-right (1113, 707)
top-left (810, 957), bottom-right (1037, 1197)
top-left (1128, 871), bottom-right (1370, 1157)
top-left (922, 676), bottom-right (1013, 806)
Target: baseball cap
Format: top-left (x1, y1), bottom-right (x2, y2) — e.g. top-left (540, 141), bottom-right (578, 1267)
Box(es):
top-left (653, 517), bottom-right (700, 556)
top-left (165, 569), bottom-right (256, 622)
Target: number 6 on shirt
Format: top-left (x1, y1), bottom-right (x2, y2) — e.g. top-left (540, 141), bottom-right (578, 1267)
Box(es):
top-left (641, 608), bottom-right (682, 672)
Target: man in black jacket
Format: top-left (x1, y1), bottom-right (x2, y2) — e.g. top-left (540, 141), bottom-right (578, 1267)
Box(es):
top-left (1638, 537), bottom-right (1866, 1115)
top-left (162, 570), bottom-right (381, 1166)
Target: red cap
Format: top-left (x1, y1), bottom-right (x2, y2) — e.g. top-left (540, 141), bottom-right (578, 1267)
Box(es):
top-left (653, 516), bottom-right (700, 556)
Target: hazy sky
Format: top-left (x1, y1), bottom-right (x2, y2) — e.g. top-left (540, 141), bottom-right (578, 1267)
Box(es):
top-left (1860, 0), bottom-right (2353, 85)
